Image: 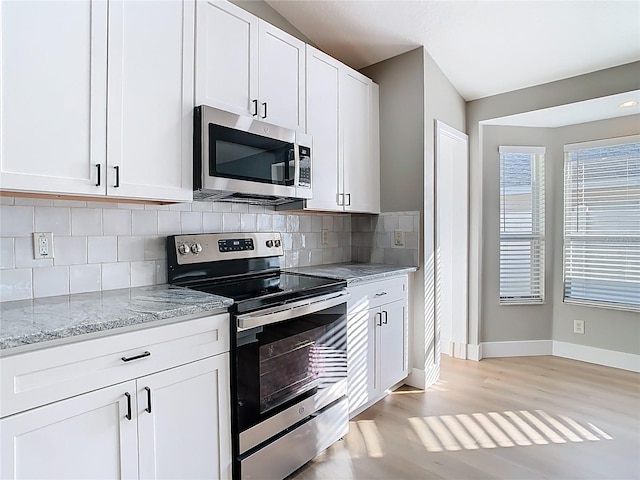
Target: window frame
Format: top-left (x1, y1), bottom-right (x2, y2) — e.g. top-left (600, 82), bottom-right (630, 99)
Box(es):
top-left (562, 134), bottom-right (640, 312)
top-left (498, 145), bottom-right (546, 305)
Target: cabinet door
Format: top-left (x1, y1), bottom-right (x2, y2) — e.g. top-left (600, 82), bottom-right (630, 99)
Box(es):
top-left (138, 355), bottom-right (232, 480)
top-left (0, 0), bottom-right (107, 196)
top-left (258, 20), bottom-right (305, 131)
top-left (0, 381), bottom-right (138, 480)
top-left (305, 46), bottom-right (341, 211)
top-left (378, 300), bottom-right (408, 391)
top-left (106, 0), bottom-right (193, 202)
top-left (341, 68), bottom-right (380, 213)
top-left (347, 303), bottom-right (377, 416)
top-left (195, 0), bottom-right (258, 117)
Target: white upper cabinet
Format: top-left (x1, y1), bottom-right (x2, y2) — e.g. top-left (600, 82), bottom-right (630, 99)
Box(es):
top-left (341, 68), bottom-right (380, 213)
top-left (0, 0), bottom-right (108, 196)
top-left (0, 0), bottom-right (193, 203)
top-left (196, 0), bottom-right (305, 132)
top-left (305, 46), bottom-right (380, 213)
top-left (106, 0), bottom-right (194, 202)
top-left (305, 46), bottom-right (341, 211)
top-left (195, 0), bottom-right (258, 117)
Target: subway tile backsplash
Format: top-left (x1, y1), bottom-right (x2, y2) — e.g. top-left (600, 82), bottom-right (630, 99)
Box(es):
top-left (0, 197), bottom-right (419, 301)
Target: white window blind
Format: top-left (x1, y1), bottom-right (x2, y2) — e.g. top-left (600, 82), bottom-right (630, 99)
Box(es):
top-left (499, 146), bottom-right (545, 304)
top-left (563, 135), bottom-right (640, 311)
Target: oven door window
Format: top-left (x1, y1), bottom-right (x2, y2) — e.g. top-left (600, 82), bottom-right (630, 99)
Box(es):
top-left (209, 124), bottom-right (295, 186)
top-left (235, 303), bottom-right (347, 432)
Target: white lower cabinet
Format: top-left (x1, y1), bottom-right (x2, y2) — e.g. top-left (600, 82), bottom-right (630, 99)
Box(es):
top-left (347, 275), bottom-right (409, 417)
top-left (0, 381), bottom-right (139, 479)
top-left (0, 315), bottom-right (232, 480)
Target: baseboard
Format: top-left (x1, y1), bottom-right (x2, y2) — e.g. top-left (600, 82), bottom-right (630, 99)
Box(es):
top-left (481, 340), bottom-right (553, 358)
top-left (553, 341), bottom-right (640, 373)
top-left (467, 344), bottom-right (482, 361)
top-left (406, 368), bottom-right (426, 389)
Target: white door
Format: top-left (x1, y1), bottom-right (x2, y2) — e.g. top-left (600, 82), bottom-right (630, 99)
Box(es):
top-left (195, 0), bottom-right (258, 117)
top-left (106, 0), bottom-right (193, 203)
top-left (435, 120), bottom-right (469, 359)
top-left (378, 300), bottom-right (408, 390)
top-left (257, 20), bottom-right (305, 131)
top-left (137, 355), bottom-right (232, 480)
top-left (341, 69), bottom-right (378, 213)
top-left (0, 0), bottom-right (107, 196)
top-left (305, 46), bottom-right (341, 211)
top-left (0, 381), bottom-right (138, 480)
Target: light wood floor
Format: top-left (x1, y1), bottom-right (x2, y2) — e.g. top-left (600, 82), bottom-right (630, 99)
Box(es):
top-left (289, 355), bottom-right (640, 480)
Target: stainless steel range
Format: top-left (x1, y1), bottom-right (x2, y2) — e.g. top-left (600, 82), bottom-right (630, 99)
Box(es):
top-left (167, 232), bottom-right (349, 480)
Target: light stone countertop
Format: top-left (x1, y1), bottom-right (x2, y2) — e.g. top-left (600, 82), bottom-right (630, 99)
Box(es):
top-left (286, 262), bottom-right (417, 285)
top-left (0, 285), bottom-right (233, 354)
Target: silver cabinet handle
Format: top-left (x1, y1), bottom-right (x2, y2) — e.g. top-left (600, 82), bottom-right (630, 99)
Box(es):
top-left (145, 386), bottom-right (152, 413)
top-left (261, 102), bottom-right (267, 119)
top-left (124, 392), bottom-right (132, 420)
top-left (121, 351), bottom-right (151, 362)
top-left (337, 193), bottom-right (344, 206)
top-left (376, 312), bottom-right (382, 327)
top-left (382, 310), bottom-right (388, 325)
top-left (374, 292), bottom-right (387, 297)
top-left (345, 193), bottom-right (351, 206)
top-left (252, 99), bottom-right (258, 116)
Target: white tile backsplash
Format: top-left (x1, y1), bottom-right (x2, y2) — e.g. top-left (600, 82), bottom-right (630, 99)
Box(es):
top-left (0, 268), bottom-right (32, 301)
top-left (102, 262), bottom-right (130, 290)
top-left (88, 236), bottom-right (118, 264)
top-left (1, 206), bottom-right (33, 236)
top-left (0, 238), bottom-right (14, 269)
top-left (33, 266), bottom-right (69, 297)
top-left (103, 209), bottom-right (131, 236)
top-left (70, 264), bottom-right (101, 294)
top-left (54, 236), bottom-right (87, 265)
top-left (0, 198), bottom-right (419, 301)
top-left (35, 207), bottom-right (71, 235)
top-left (72, 208), bottom-right (102, 236)
top-left (131, 210), bottom-right (158, 236)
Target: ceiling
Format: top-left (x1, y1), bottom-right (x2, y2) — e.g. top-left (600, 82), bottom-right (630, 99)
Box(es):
top-left (265, 0), bottom-right (640, 102)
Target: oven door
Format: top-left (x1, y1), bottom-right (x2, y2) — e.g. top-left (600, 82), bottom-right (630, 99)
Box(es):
top-left (234, 291), bottom-right (349, 454)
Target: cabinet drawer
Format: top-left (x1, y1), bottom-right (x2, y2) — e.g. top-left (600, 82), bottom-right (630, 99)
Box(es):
top-left (0, 313), bottom-right (229, 418)
top-left (348, 275), bottom-right (407, 310)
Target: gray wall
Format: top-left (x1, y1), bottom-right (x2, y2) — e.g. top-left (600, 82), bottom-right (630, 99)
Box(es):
top-left (362, 47), bottom-right (466, 387)
top-left (550, 116), bottom-right (640, 355)
top-left (230, 0), bottom-right (314, 45)
top-left (467, 61), bottom-right (640, 347)
top-left (481, 126), bottom-right (554, 343)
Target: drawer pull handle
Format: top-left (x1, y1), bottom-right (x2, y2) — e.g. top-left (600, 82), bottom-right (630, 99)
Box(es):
top-left (374, 292), bottom-right (387, 297)
top-left (125, 392), bottom-right (132, 420)
top-left (145, 386), bottom-right (152, 413)
top-left (121, 351), bottom-right (151, 362)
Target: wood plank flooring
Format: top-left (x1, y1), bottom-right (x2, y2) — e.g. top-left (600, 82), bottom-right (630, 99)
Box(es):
top-left (289, 355), bottom-right (640, 480)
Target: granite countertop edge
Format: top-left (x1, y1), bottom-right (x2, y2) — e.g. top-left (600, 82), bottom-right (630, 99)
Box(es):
top-left (285, 262), bottom-right (418, 285)
top-left (0, 285), bottom-right (234, 353)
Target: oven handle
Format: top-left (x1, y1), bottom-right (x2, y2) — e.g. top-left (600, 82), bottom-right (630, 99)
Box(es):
top-left (236, 290), bottom-right (350, 331)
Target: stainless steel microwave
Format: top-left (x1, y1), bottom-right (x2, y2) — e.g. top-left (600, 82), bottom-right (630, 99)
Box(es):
top-left (193, 105), bottom-right (312, 205)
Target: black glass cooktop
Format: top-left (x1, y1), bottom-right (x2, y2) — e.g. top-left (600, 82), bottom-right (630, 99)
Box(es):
top-left (186, 272), bottom-right (345, 313)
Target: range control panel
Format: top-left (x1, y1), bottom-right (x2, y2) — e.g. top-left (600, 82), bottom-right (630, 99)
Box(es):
top-left (218, 238), bottom-right (254, 252)
top-left (172, 232), bottom-right (283, 265)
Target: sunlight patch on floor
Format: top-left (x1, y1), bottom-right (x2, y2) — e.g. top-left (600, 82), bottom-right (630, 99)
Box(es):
top-left (409, 409), bottom-right (612, 453)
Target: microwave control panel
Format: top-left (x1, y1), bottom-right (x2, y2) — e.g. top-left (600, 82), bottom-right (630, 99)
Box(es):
top-left (298, 145), bottom-right (311, 188)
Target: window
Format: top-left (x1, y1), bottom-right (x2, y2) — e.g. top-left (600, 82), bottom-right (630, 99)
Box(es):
top-left (499, 146), bottom-right (545, 304)
top-left (563, 135), bottom-right (640, 311)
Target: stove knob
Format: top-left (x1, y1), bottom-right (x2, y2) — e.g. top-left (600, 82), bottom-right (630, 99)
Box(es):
top-left (274, 239), bottom-right (281, 248)
top-left (177, 244), bottom-right (191, 255)
top-left (190, 243), bottom-right (203, 254)
top-left (266, 240), bottom-right (274, 248)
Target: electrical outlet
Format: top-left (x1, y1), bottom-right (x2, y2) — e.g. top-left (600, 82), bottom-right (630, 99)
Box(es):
top-left (321, 229), bottom-right (329, 245)
top-left (394, 230), bottom-right (405, 247)
top-left (573, 319), bottom-right (585, 334)
top-left (33, 232), bottom-right (54, 259)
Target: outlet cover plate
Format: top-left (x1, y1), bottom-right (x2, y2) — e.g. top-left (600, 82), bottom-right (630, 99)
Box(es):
top-left (33, 232), bottom-right (54, 259)
top-left (573, 319), bottom-right (585, 334)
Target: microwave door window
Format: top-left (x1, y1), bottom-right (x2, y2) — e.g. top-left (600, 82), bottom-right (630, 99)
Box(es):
top-left (209, 124), bottom-right (294, 186)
